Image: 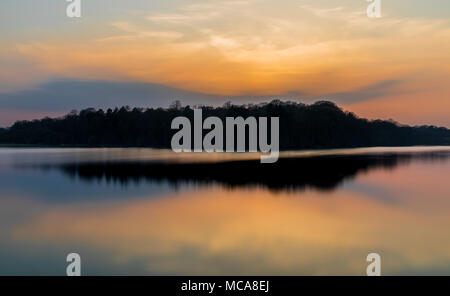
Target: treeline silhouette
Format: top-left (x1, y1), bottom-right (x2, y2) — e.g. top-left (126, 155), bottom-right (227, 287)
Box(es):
top-left (1, 100), bottom-right (449, 149)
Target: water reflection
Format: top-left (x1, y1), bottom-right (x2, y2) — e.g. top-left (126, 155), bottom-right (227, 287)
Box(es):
top-left (1, 147), bottom-right (450, 275)
top-left (30, 149), bottom-right (450, 192)
top-left (13, 179), bottom-right (450, 275)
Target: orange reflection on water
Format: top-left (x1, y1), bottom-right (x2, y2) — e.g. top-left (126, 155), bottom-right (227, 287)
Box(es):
top-left (13, 158), bottom-right (450, 275)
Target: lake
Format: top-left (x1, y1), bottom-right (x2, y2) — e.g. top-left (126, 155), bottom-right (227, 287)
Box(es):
top-left (1, 147), bottom-right (450, 275)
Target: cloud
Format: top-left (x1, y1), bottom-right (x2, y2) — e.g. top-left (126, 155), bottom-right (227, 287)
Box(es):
top-left (1, 0), bottom-right (450, 126)
top-left (12, 0), bottom-right (450, 96)
top-left (97, 22), bottom-right (184, 42)
top-left (321, 79), bottom-right (405, 104)
top-left (0, 79), bottom-right (305, 126)
top-left (0, 80), bottom-right (219, 112)
top-left (1, 77), bottom-right (449, 128)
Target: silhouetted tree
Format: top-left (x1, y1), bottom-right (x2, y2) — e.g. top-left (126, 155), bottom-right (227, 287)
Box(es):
top-left (0, 100), bottom-right (449, 149)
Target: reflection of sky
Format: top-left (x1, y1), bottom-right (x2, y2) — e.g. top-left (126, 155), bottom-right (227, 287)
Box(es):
top-left (1, 148), bottom-right (450, 275)
top-left (0, 166), bottom-right (181, 203)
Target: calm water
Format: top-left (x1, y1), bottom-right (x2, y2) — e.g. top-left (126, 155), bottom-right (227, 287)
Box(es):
top-left (1, 147), bottom-right (450, 275)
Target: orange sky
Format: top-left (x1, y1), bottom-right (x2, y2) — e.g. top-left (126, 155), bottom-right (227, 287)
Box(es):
top-left (1, 0), bottom-right (449, 126)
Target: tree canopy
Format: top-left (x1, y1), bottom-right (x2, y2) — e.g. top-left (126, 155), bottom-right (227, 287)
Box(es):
top-left (0, 100), bottom-right (449, 149)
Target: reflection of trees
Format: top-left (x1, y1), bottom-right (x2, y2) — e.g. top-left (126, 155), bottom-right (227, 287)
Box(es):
top-left (52, 151), bottom-right (450, 192)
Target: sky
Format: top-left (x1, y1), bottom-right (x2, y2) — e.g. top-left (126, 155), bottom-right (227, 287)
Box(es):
top-left (0, 0), bottom-right (449, 127)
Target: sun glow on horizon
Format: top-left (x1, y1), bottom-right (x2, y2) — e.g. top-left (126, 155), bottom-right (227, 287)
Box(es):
top-left (0, 0), bottom-right (449, 126)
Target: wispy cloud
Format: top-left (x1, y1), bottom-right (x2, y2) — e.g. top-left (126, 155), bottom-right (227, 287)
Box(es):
top-left (12, 0), bottom-right (450, 96)
top-left (1, 0), bottom-right (450, 126)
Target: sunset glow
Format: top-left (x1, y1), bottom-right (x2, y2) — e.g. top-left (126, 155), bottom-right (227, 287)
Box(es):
top-left (1, 0), bottom-right (450, 126)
